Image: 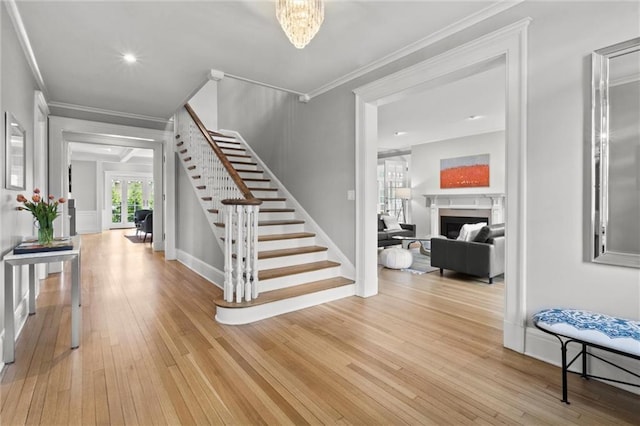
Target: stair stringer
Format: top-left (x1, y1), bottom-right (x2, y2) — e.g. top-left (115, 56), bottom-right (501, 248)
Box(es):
top-left (220, 129), bottom-right (356, 280)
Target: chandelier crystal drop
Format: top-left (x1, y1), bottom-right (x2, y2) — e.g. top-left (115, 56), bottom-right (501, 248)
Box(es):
top-left (276, 0), bottom-right (324, 49)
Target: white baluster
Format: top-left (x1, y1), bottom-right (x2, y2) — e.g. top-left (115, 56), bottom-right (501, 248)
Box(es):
top-left (224, 204), bottom-right (233, 302)
top-left (235, 204), bottom-right (244, 303)
top-left (244, 205), bottom-right (252, 302)
top-left (250, 204), bottom-right (260, 299)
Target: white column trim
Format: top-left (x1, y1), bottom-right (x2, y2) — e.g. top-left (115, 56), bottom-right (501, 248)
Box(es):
top-left (353, 18), bottom-right (530, 352)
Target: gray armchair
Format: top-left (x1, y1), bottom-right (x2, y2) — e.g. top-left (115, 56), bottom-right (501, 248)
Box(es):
top-left (430, 223), bottom-right (505, 283)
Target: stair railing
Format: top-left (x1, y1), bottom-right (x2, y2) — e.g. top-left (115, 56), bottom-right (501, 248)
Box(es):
top-left (176, 104), bottom-right (262, 303)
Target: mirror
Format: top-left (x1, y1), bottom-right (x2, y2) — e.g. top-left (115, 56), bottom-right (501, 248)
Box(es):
top-left (591, 37), bottom-right (640, 268)
top-left (5, 112), bottom-right (26, 190)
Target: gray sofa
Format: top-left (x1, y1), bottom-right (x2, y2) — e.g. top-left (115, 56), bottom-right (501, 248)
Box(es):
top-left (378, 215), bottom-right (416, 247)
top-left (430, 223), bottom-right (505, 283)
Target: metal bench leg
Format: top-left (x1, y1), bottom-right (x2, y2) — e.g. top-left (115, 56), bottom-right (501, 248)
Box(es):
top-left (561, 340), bottom-right (570, 404)
top-left (581, 343), bottom-right (589, 380)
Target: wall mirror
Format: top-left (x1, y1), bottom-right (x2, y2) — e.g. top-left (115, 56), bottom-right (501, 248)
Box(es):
top-left (591, 37), bottom-right (640, 268)
top-left (5, 112), bottom-right (26, 190)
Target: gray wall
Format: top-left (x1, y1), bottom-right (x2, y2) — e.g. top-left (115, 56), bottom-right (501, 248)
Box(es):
top-left (0, 3), bottom-right (40, 348)
top-left (70, 160), bottom-right (97, 210)
top-left (175, 156), bottom-right (223, 269)
top-left (411, 131), bottom-right (505, 235)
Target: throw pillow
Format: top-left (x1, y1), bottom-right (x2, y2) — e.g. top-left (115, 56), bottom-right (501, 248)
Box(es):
top-left (473, 226), bottom-right (492, 243)
top-left (457, 222), bottom-right (487, 241)
top-left (382, 215), bottom-right (402, 231)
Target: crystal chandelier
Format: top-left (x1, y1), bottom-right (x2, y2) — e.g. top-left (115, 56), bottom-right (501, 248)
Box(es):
top-left (276, 0), bottom-right (324, 49)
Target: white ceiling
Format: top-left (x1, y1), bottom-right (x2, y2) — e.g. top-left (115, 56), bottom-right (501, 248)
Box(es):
top-left (15, 1), bottom-right (508, 120)
top-left (378, 63), bottom-right (505, 151)
top-left (69, 142), bottom-right (153, 164)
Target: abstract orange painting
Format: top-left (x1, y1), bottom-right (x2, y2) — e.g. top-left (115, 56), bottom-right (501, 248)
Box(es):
top-left (440, 154), bottom-right (490, 188)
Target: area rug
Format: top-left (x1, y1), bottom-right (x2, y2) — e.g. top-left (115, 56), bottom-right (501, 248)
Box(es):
top-left (124, 235), bottom-right (146, 244)
top-left (402, 251), bottom-right (439, 274)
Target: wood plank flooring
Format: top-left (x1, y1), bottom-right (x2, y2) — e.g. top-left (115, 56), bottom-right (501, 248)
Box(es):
top-left (1, 229), bottom-right (638, 425)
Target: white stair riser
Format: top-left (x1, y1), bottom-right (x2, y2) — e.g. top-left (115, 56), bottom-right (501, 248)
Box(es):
top-left (257, 223), bottom-right (304, 235)
top-left (231, 162), bottom-right (258, 170)
top-left (257, 237), bottom-right (317, 251)
top-left (221, 148), bottom-right (246, 155)
top-left (221, 223), bottom-right (305, 236)
top-left (213, 138), bottom-right (239, 146)
top-left (260, 266), bottom-right (341, 292)
top-left (215, 284), bottom-right (356, 325)
top-left (228, 156), bottom-right (254, 163)
top-left (252, 190), bottom-right (280, 198)
top-left (257, 251), bottom-right (327, 270)
top-left (243, 180), bottom-right (271, 189)
top-left (239, 171), bottom-right (264, 179)
top-left (258, 200), bottom-right (286, 209)
top-left (258, 211), bottom-right (295, 221)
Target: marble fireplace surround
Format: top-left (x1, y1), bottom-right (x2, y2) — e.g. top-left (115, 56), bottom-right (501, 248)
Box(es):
top-left (424, 193), bottom-right (505, 236)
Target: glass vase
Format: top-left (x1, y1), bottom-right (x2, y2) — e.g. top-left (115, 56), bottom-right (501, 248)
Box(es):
top-left (37, 223), bottom-right (54, 246)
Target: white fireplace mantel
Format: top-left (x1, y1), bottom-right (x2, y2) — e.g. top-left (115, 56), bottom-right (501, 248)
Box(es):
top-left (424, 193), bottom-right (505, 235)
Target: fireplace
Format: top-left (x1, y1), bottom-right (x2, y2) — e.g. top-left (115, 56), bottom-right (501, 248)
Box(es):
top-left (440, 215), bottom-right (489, 239)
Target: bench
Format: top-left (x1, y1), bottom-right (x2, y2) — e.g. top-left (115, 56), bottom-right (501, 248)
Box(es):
top-left (533, 308), bottom-right (640, 404)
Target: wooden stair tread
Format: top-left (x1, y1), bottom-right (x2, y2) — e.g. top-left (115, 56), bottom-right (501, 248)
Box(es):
top-left (243, 178), bottom-right (270, 182)
top-left (183, 156), bottom-right (192, 162)
top-left (249, 187), bottom-right (277, 191)
top-left (259, 208), bottom-right (294, 213)
top-left (207, 208), bottom-right (218, 214)
top-left (236, 169), bottom-right (263, 174)
top-left (196, 185), bottom-right (206, 190)
top-left (202, 196), bottom-right (213, 201)
top-left (213, 277), bottom-right (354, 308)
top-left (259, 197), bottom-right (286, 202)
top-left (192, 175), bottom-right (201, 179)
top-left (257, 232), bottom-right (315, 242)
top-left (226, 153), bottom-right (251, 159)
top-left (215, 219), bottom-right (304, 228)
top-left (231, 161), bottom-right (258, 166)
top-left (221, 146), bottom-right (245, 152)
top-left (259, 260), bottom-right (341, 281)
top-left (187, 165), bottom-right (196, 170)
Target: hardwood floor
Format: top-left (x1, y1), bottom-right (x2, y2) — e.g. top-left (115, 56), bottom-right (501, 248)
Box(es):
top-left (1, 229), bottom-right (638, 425)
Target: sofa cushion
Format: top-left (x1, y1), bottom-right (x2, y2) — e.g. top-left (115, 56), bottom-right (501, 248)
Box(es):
top-left (473, 226), bottom-right (492, 243)
top-left (378, 231), bottom-right (390, 240)
top-left (457, 222), bottom-right (486, 241)
top-left (382, 215), bottom-right (402, 231)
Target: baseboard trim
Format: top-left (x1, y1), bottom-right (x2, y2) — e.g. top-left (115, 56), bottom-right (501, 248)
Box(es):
top-left (525, 326), bottom-right (640, 395)
top-left (175, 249), bottom-right (224, 290)
top-left (216, 283), bottom-right (356, 325)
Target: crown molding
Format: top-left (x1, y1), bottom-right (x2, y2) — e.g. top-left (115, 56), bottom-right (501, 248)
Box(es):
top-left (308, 0), bottom-right (524, 99)
top-left (5, 0), bottom-right (48, 99)
top-left (48, 101), bottom-right (172, 124)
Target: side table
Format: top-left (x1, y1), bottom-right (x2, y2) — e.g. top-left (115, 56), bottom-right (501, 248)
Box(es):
top-left (3, 236), bottom-right (82, 364)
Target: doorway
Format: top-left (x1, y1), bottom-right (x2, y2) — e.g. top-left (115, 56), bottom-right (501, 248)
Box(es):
top-left (110, 177), bottom-right (154, 229)
top-left (354, 20), bottom-right (529, 352)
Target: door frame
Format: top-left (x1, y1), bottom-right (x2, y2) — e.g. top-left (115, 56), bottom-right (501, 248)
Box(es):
top-left (353, 19), bottom-right (530, 352)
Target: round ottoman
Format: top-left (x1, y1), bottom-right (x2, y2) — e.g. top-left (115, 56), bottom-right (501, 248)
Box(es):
top-left (379, 247), bottom-right (413, 269)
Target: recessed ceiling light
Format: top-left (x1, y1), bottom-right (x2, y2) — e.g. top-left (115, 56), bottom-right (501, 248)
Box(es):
top-left (123, 53), bottom-right (137, 64)
top-left (467, 115), bottom-right (482, 120)
top-left (394, 131), bottom-right (407, 136)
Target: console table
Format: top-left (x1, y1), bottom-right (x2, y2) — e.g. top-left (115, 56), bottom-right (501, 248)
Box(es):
top-left (3, 236), bottom-right (81, 364)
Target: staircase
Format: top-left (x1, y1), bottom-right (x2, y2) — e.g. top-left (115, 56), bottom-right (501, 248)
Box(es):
top-left (175, 105), bottom-right (355, 324)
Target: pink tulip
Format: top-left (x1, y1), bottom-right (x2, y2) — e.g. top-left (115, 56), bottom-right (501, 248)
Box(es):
top-left (33, 188), bottom-right (41, 194)
top-left (16, 194), bottom-right (27, 203)
top-left (49, 194), bottom-right (55, 200)
top-left (58, 197), bottom-right (66, 204)
top-left (32, 194), bottom-right (41, 203)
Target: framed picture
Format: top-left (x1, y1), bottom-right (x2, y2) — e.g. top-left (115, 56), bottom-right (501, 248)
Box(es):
top-left (440, 154), bottom-right (490, 189)
top-left (5, 112), bottom-right (26, 190)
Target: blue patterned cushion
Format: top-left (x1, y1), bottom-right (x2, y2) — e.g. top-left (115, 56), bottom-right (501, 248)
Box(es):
top-left (533, 309), bottom-right (640, 356)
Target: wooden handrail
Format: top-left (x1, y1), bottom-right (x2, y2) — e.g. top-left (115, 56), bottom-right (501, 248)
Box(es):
top-left (184, 103), bottom-right (260, 203)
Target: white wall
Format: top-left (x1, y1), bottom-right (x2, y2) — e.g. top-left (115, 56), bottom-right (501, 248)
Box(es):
top-left (71, 160), bottom-right (97, 210)
top-left (411, 131), bottom-right (505, 235)
top-left (0, 2), bottom-right (40, 364)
